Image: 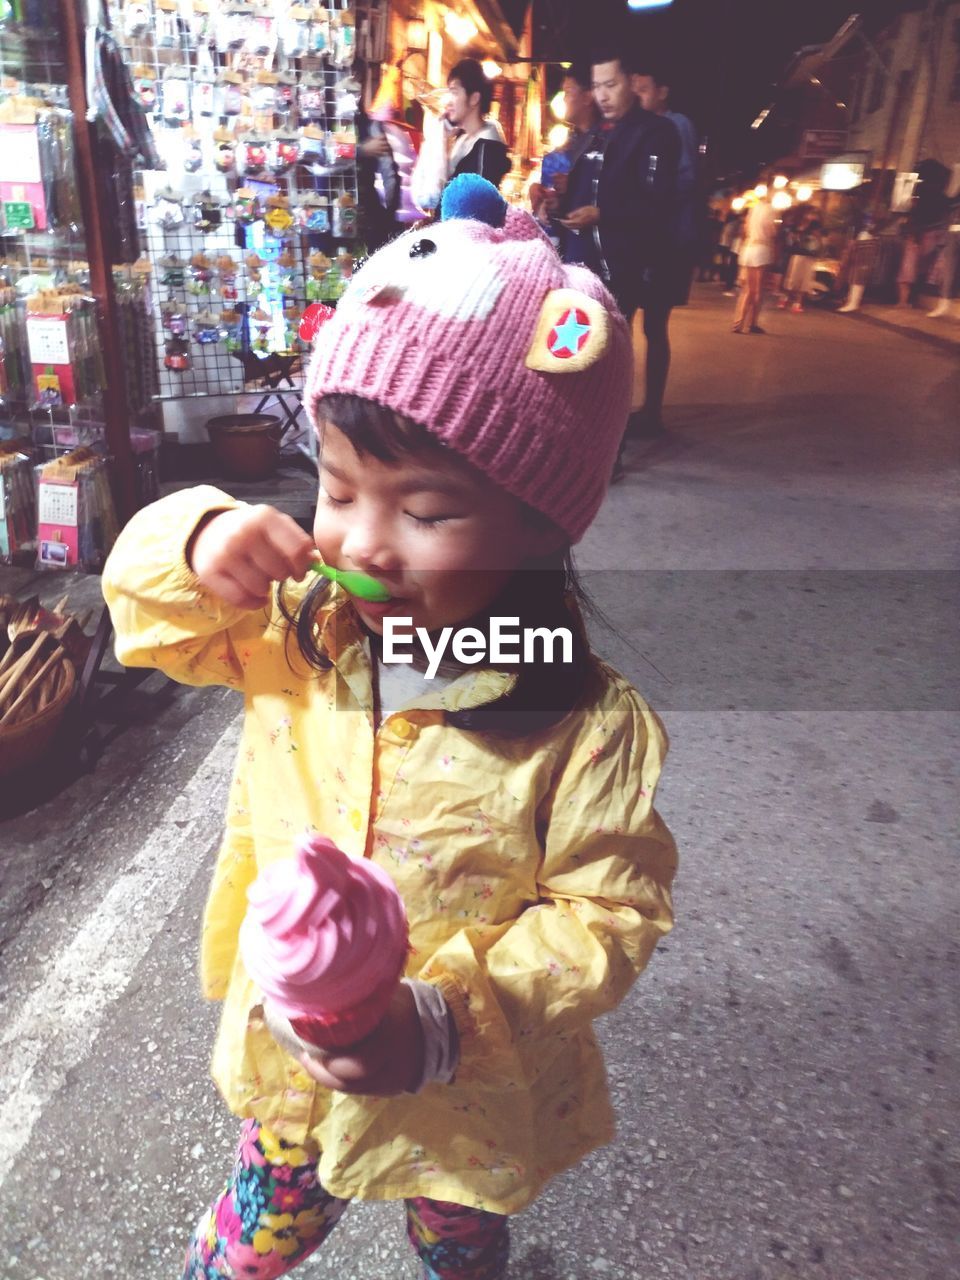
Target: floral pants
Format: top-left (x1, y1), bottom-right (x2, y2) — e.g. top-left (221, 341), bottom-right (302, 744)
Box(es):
top-left (183, 1119), bottom-right (510, 1280)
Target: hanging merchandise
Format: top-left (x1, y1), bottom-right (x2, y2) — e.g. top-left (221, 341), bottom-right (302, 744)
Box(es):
top-left (0, 441), bottom-right (36, 563)
top-left (25, 291), bottom-right (105, 411)
top-left (215, 70), bottom-right (245, 117)
top-left (155, 0), bottom-right (180, 48)
top-left (213, 127), bottom-right (237, 174)
top-left (280, 4), bottom-right (311, 57)
top-left (151, 187), bottom-right (185, 230)
top-left (105, 0), bottom-right (364, 406)
top-left (161, 67), bottom-right (192, 126)
top-left (131, 65), bottom-right (158, 113)
top-left (35, 447), bottom-right (120, 572)
top-left (164, 336), bottom-right (190, 371)
top-left (183, 130), bottom-right (204, 174)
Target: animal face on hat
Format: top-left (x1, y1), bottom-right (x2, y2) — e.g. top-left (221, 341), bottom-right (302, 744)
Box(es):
top-left (304, 174), bottom-right (632, 543)
top-left (335, 185), bottom-right (612, 372)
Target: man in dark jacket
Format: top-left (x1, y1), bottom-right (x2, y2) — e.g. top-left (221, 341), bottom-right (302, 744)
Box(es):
top-left (559, 52), bottom-right (680, 471)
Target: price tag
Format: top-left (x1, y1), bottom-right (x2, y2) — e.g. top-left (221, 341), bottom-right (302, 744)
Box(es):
top-left (27, 316), bottom-right (71, 365)
top-left (38, 481), bottom-right (79, 526)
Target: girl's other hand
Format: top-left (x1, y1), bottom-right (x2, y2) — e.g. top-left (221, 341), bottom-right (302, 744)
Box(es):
top-left (188, 505), bottom-right (318, 611)
top-left (298, 983), bottom-right (425, 1097)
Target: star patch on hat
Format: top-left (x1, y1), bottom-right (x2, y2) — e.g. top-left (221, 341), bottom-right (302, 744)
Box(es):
top-left (525, 288), bottom-right (611, 374)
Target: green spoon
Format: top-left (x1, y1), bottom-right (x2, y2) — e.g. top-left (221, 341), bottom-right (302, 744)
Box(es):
top-left (310, 563), bottom-right (392, 603)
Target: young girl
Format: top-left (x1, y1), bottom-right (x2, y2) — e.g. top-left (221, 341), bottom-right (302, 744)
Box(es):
top-left (103, 175), bottom-right (678, 1280)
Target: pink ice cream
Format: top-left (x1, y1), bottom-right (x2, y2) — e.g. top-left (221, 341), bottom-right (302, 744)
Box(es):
top-left (239, 835), bottom-right (408, 1050)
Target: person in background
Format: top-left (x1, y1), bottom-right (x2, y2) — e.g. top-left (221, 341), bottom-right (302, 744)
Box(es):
top-left (779, 211), bottom-right (823, 313)
top-left (629, 61), bottom-right (700, 437)
top-left (559, 51), bottom-right (679, 476)
top-left (444, 58), bottom-right (511, 189)
top-left (529, 64), bottom-right (601, 253)
top-left (731, 188), bottom-right (777, 334)
top-left (719, 208), bottom-right (743, 295)
top-left (698, 207), bottom-right (724, 281)
top-left (897, 159), bottom-right (952, 308)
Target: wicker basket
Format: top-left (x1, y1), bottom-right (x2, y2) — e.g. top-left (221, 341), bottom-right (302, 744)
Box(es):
top-left (0, 658), bottom-right (76, 778)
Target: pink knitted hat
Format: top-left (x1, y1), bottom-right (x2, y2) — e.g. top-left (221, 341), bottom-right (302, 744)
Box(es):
top-left (304, 175), bottom-right (632, 543)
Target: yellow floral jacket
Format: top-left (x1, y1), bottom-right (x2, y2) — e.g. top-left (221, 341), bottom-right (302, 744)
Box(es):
top-left (102, 486), bottom-right (678, 1214)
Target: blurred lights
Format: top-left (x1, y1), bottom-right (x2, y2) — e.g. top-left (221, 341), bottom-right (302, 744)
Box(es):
top-left (773, 174), bottom-right (788, 189)
top-left (796, 184), bottom-right (814, 201)
top-left (482, 60), bottom-right (502, 79)
top-left (751, 108), bottom-right (769, 130)
top-left (444, 11), bottom-right (478, 44)
top-left (627, 0), bottom-right (674, 8)
top-left (547, 123), bottom-right (569, 149)
top-left (731, 196), bottom-right (746, 211)
top-left (406, 18), bottom-right (427, 51)
top-left (754, 183), bottom-right (768, 197)
top-left (551, 90), bottom-right (567, 119)
top-left (771, 191), bottom-right (792, 211)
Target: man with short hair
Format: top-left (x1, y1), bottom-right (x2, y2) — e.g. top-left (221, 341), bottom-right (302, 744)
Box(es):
top-left (631, 62), bottom-right (701, 435)
top-left (560, 52), bottom-right (680, 473)
top-left (444, 58), bottom-right (511, 190)
top-left (529, 64), bottom-right (602, 252)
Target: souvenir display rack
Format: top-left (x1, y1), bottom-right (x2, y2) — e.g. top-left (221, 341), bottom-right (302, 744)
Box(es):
top-left (0, 5), bottom-right (106, 459)
top-left (106, 0), bottom-right (384, 406)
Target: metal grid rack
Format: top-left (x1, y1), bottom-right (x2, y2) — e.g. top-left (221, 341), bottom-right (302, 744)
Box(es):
top-left (106, 0), bottom-right (373, 407)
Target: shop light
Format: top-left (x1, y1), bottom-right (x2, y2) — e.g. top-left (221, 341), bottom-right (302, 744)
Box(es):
top-left (773, 174), bottom-right (788, 189)
top-left (772, 191), bottom-right (792, 210)
top-left (550, 90), bottom-right (566, 119)
top-left (482, 60), bottom-right (502, 79)
top-left (754, 183), bottom-right (768, 197)
top-left (444, 11), bottom-right (478, 44)
top-left (547, 123), bottom-right (569, 150)
top-left (627, 0), bottom-right (674, 8)
top-left (731, 196), bottom-right (746, 211)
top-left (796, 184), bottom-right (814, 201)
top-left (406, 18), bottom-right (427, 51)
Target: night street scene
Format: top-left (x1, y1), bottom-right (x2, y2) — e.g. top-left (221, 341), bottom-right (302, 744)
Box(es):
top-left (0, 1), bottom-right (957, 1278)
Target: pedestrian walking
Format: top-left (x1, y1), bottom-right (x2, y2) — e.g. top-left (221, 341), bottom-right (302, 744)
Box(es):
top-left (732, 190), bottom-right (777, 334)
top-left (102, 175), bottom-right (678, 1280)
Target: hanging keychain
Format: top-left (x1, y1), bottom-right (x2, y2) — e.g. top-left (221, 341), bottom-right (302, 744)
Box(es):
top-left (183, 128), bottom-right (204, 174)
top-left (213, 127), bottom-right (237, 174)
top-left (161, 67), bottom-right (192, 126)
top-left (132, 64), bottom-right (158, 114)
top-left (280, 3), bottom-right (312, 56)
top-left (155, 0), bottom-right (179, 48)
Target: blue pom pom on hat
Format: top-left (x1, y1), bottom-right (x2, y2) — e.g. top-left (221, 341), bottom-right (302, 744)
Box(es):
top-left (440, 174), bottom-right (508, 228)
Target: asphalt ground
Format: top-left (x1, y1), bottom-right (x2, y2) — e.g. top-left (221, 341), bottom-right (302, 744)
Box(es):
top-left (0, 287), bottom-right (957, 1279)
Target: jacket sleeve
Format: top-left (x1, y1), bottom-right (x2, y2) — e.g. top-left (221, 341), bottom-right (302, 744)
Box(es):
top-left (419, 688), bottom-right (678, 1091)
top-left (101, 485), bottom-right (256, 690)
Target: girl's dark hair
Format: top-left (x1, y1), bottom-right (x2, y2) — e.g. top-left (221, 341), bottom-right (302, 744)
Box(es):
top-left (279, 394), bottom-right (598, 737)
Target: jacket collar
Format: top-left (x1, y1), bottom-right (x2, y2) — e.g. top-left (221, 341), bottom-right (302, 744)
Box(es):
top-left (317, 590), bottom-right (518, 714)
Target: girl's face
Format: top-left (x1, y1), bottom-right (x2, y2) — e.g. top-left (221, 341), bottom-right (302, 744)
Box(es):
top-left (314, 421), bottom-right (557, 636)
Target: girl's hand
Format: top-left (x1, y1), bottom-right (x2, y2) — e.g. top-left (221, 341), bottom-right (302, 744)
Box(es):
top-left (188, 505), bottom-right (318, 611)
top-left (298, 983), bottom-right (425, 1097)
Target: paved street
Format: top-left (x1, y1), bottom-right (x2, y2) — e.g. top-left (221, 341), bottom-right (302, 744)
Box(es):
top-left (0, 287), bottom-right (957, 1279)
